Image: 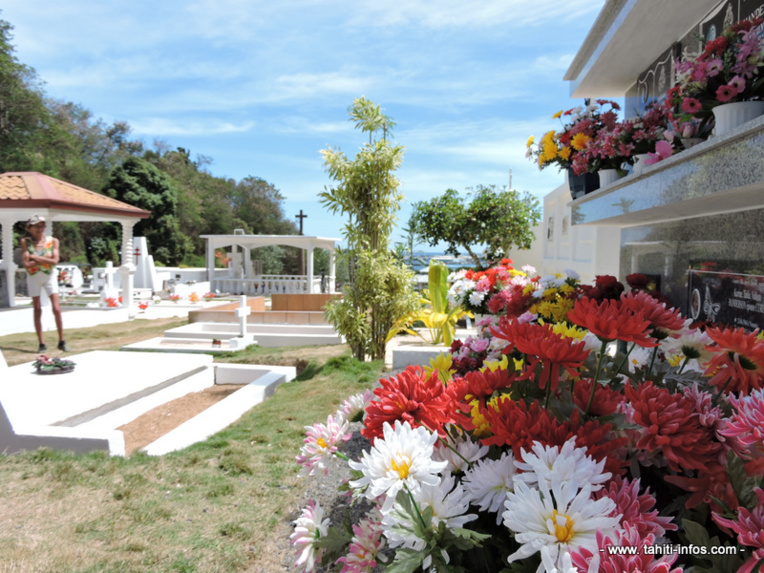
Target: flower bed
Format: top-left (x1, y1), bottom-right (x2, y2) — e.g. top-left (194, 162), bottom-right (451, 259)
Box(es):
top-left (290, 272), bottom-right (764, 573)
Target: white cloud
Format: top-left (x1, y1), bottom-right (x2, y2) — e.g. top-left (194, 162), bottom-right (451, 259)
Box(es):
top-left (130, 118), bottom-right (255, 136)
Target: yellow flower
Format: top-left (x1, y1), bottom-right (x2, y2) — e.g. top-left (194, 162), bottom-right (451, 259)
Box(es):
top-left (549, 321), bottom-right (587, 340)
top-left (468, 400), bottom-right (491, 437)
top-left (526, 135), bottom-right (534, 148)
top-left (552, 110), bottom-right (563, 119)
top-left (571, 133), bottom-right (591, 151)
top-left (426, 352), bottom-right (455, 384)
top-left (481, 355), bottom-right (509, 372)
top-left (667, 353), bottom-right (684, 368)
top-left (558, 146), bottom-right (572, 160)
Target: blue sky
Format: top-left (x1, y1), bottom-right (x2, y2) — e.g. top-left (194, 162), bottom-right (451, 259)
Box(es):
top-left (2, 0), bottom-right (605, 249)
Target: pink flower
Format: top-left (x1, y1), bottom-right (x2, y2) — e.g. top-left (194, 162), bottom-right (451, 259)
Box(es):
top-left (644, 140), bottom-right (673, 166)
top-left (681, 97), bottom-right (702, 114)
top-left (721, 387), bottom-right (764, 461)
top-left (716, 83), bottom-right (740, 102)
top-left (705, 58), bottom-right (724, 76)
top-left (596, 476), bottom-right (677, 538)
top-left (730, 75), bottom-right (747, 92)
top-left (335, 510), bottom-right (385, 573)
top-left (295, 414), bottom-right (352, 477)
top-left (713, 488), bottom-right (764, 573)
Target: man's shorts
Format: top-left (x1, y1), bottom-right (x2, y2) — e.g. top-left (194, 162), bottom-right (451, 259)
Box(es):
top-left (27, 271), bottom-right (59, 298)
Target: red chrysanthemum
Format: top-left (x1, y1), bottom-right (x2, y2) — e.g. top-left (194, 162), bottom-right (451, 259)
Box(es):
top-left (568, 296), bottom-right (658, 347)
top-left (578, 274), bottom-right (625, 301)
top-left (479, 398), bottom-right (558, 457)
top-left (704, 326), bottom-right (764, 395)
top-left (620, 290), bottom-right (685, 340)
top-left (572, 378), bottom-right (624, 417)
top-left (450, 367), bottom-right (516, 411)
top-left (713, 488), bottom-right (764, 573)
top-left (491, 319), bottom-right (589, 392)
top-left (624, 382), bottom-right (726, 473)
top-left (362, 365), bottom-right (455, 440)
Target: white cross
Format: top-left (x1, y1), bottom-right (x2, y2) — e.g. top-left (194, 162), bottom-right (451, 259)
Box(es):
top-left (235, 295), bottom-right (251, 337)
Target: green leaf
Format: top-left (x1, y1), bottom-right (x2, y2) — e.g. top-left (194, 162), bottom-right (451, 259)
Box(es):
top-left (386, 548), bottom-right (429, 573)
top-left (315, 525), bottom-right (352, 565)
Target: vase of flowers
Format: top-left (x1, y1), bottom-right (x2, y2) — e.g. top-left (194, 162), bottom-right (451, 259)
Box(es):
top-left (527, 100), bottom-right (621, 198)
top-left (712, 100), bottom-right (764, 136)
top-left (669, 17), bottom-right (764, 137)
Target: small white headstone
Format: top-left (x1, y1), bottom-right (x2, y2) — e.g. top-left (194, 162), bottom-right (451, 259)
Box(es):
top-left (100, 261), bottom-right (120, 302)
top-left (132, 237), bottom-right (160, 292)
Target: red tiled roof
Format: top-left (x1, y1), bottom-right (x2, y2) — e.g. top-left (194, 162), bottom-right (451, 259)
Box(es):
top-left (0, 172), bottom-right (150, 218)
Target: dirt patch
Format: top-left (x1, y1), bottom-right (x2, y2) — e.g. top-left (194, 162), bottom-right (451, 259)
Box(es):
top-left (118, 384), bottom-right (245, 455)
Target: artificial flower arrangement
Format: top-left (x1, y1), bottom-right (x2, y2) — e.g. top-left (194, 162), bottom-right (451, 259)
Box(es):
top-left (189, 292), bottom-right (200, 303)
top-left (169, 294), bottom-right (181, 303)
top-left (669, 17), bottom-right (764, 130)
top-left (290, 272), bottom-right (764, 573)
top-left (526, 100), bottom-right (621, 174)
top-left (33, 355), bottom-right (76, 374)
top-left (447, 259), bottom-right (521, 315)
top-left (203, 292), bottom-right (216, 302)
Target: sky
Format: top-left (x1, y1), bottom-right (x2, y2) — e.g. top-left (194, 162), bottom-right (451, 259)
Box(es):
top-left (1, 0), bottom-right (606, 250)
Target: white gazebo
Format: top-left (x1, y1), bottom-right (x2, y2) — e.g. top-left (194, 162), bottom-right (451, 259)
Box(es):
top-left (201, 233), bottom-right (339, 295)
top-left (0, 172), bottom-right (150, 308)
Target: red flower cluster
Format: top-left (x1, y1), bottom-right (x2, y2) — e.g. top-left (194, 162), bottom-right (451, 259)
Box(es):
top-left (362, 366), bottom-right (455, 440)
top-left (568, 296), bottom-right (658, 346)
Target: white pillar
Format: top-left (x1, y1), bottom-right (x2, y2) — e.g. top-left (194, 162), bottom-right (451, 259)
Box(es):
top-left (329, 249), bottom-right (336, 293)
top-left (119, 221), bottom-right (137, 317)
top-left (306, 241), bottom-right (315, 294)
top-left (205, 238), bottom-right (215, 282)
top-left (0, 217), bottom-right (19, 307)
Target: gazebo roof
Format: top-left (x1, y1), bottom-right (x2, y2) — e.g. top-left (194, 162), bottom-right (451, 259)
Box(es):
top-left (0, 172), bottom-right (150, 221)
top-left (201, 234), bottom-right (340, 251)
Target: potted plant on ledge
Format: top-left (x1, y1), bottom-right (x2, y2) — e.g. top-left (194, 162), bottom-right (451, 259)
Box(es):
top-left (669, 16), bottom-right (764, 138)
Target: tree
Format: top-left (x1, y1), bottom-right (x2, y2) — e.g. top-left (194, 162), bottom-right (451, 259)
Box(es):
top-left (409, 185), bottom-right (541, 270)
top-left (320, 97), bottom-right (419, 361)
top-left (102, 157), bottom-right (191, 265)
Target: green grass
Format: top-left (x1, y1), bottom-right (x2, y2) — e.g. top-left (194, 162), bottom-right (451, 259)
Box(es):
top-left (0, 333), bottom-right (384, 572)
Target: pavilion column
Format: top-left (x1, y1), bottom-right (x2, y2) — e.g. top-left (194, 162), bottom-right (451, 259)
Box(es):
top-left (0, 217), bottom-right (19, 307)
top-left (119, 221), bottom-right (137, 317)
top-left (205, 238), bottom-right (216, 286)
top-left (329, 249), bottom-right (336, 293)
top-left (306, 241), bottom-right (314, 293)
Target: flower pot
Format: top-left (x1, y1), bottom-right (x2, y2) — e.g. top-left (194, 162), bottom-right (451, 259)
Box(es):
top-left (597, 168), bottom-right (622, 187)
top-left (712, 101), bottom-right (764, 137)
top-left (566, 168), bottom-right (599, 199)
top-left (631, 154), bottom-right (650, 175)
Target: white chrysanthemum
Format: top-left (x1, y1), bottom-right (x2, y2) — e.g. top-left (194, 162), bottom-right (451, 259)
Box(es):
top-left (503, 480), bottom-right (620, 573)
top-left (515, 438), bottom-right (611, 493)
top-left (625, 345), bottom-right (652, 373)
top-left (463, 450), bottom-right (517, 524)
top-left (289, 500), bottom-right (330, 573)
top-left (381, 474), bottom-right (477, 566)
top-left (432, 430), bottom-right (489, 474)
top-left (521, 264), bottom-right (537, 275)
top-left (468, 290), bottom-right (486, 306)
top-left (349, 421), bottom-right (447, 511)
top-left (563, 269), bottom-right (580, 280)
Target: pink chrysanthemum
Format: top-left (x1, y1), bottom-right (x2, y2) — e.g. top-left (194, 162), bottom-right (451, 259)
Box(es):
top-left (335, 509), bottom-right (386, 573)
top-left (596, 476), bottom-right (676, 538)
top-left (290, 500), bottom-right (329, 573)
top-left (571, 524), bottom-right (682, 573)
top-left (721, 387), bottom-right (764, 463)
top-left (713, 488), bottom-right (764, 573)
top-left (296, 414), bottom-right (351, 477)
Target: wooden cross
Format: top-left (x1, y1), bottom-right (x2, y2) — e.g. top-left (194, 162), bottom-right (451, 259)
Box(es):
top-left (295, 209), bottom-right (308, 235)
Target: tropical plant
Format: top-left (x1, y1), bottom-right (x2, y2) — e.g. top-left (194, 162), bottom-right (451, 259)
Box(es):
top-left (320, 97), bottom-right (419, 361)
top-left (387, 260), bottom-right (471, 346)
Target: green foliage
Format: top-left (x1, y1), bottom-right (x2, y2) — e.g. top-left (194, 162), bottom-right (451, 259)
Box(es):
top-left (320, 98), bottom-right (419, 360)
top-left (410, 184), bottom-right (541, 270)
top-left (103, 157), bottom-right (191, 266)
top-left (388, 260), bottom-right (471, 345)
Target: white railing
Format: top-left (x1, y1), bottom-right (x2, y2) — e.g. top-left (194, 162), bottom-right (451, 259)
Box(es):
top-left (211, 274), bottom-right (336, 295)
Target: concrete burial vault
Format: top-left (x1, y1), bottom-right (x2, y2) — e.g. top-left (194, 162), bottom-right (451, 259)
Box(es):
top-left (0, 351), bottom-right (295, 456)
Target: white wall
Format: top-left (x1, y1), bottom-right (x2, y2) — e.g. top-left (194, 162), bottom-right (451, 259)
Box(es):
top-left (539, 183), bottom-right (621, 282)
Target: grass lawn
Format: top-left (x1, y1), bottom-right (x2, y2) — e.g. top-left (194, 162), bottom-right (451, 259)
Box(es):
top-left (0, 318), bottom-right (384, 572)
